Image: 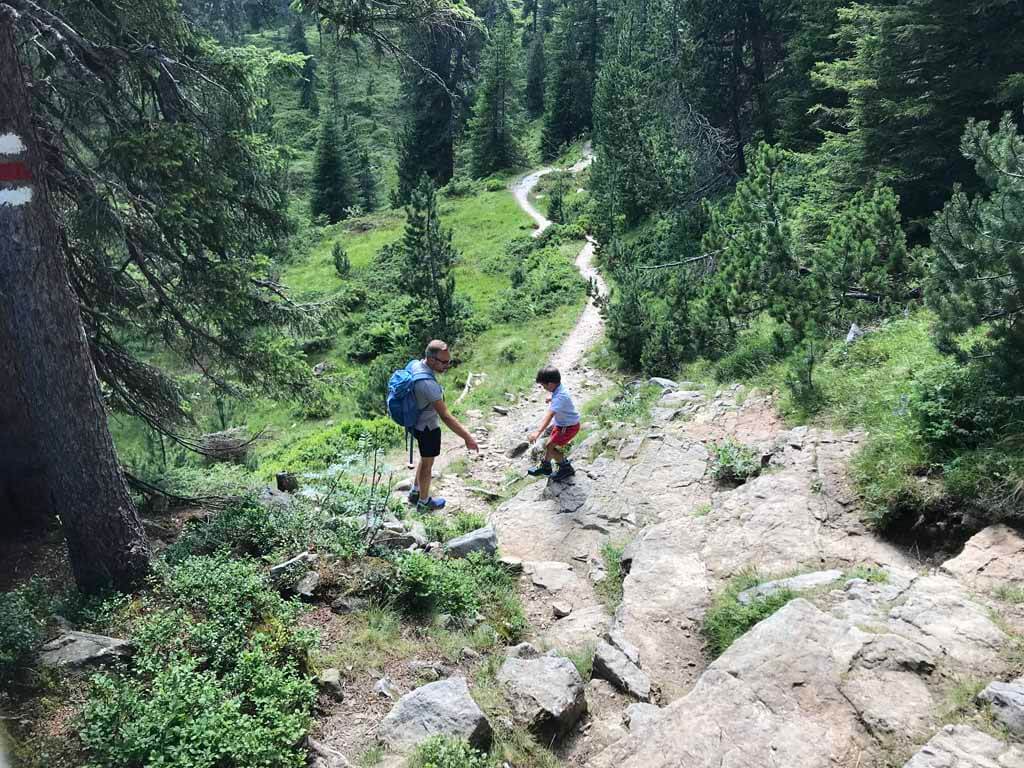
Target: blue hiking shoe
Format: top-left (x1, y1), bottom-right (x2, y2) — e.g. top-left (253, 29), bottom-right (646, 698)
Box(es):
top-left (527, 461), bottom-right (553, 477)
top-left (417, 497), bottom-right (446, 512)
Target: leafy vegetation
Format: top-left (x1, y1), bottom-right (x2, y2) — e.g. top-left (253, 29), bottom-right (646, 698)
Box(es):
top-left (710, 439), bottom-right (762, 486)
top-left (594, 542), bottom-right (626, 611)
top-left (410, 736), bottom-right (489, 768)
top-left (0, 586), bottom-right (46, 681)
top-left (702, 570), bottom-right (797, 658)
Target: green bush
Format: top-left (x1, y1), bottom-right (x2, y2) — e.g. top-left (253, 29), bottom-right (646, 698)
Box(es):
top-left (79, 554), bottom-right (317, 768)
top-left (0, 587), bottom-right (45, 680)
top-left (261, 418), bottom-right (403, 476)
top-left (410, 736), bottom-right (488, 768)
top-left (711, 439), bottom-right (762, 485)
top-left (374, 552), bottom-right (525, 641)
top-left (702, 570), bottom-right (796, 658)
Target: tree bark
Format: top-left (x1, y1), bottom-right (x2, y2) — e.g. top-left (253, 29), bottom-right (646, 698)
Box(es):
top-left (0, 12), bottom-right (150, 593)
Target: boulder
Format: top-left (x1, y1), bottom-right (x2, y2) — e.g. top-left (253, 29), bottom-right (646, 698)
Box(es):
top-left (592, 641), bottom-right (650, 701)
top-left (378, 677), bottom-right (492, 752)
top-left (941, 524), bottom-right (1024, 590)
top-left (903, 725), bottom-right (1024, 768)
top-left (648, 377), bottom-right (678, 391)
top-left (978, 680), bottom-right (1024, 735)
top-left (318, 668), bottom-right (344, 700)
top-left (39, 631), bottom-right (132, 669)
top-left (445, 526), bottom-right (498, 558)
top-left (552, 602), bottom-right (573, 619)
top-left (736, 569), bottom-right (843, 605)
top-left (497, 652), bottom-right (588, 739)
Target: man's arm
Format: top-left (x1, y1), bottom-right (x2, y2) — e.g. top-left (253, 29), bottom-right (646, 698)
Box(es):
top-left (434, 400), bottom-right (479, 452)
top-left (529, 408), bottom-right (555, 443)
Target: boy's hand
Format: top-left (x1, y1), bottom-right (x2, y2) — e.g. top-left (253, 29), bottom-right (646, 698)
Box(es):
top-left (528, 430), bottom-right (540, 443)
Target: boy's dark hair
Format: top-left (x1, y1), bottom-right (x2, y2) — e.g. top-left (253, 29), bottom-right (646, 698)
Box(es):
top-left (535, 366), bottom-right (561, 386)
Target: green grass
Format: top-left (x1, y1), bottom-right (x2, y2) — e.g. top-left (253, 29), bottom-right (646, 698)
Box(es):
top-left (993, 584), bottom-right (1024, 604)
top-left (561, 646), bottom-right (595, 681)
top-left (844, 565), bottom-right (889, 583)
top-left (314, 607), bottom-right (416, 680)
top-left (692, 503), bottom-right (712, 517)
top-left (702, 569), bottom-right (797, 658)
top-left (594, 542), bottom-right (626, 611)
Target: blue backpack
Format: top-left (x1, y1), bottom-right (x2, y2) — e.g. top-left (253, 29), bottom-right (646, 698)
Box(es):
top-left (387, 361), bottom-right (436, 462)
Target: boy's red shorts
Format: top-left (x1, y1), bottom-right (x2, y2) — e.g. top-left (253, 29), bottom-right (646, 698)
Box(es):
top-left (549, 423), bottom-right (580, 446)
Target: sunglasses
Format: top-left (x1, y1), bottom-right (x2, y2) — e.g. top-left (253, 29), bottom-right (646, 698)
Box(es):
top-left (430, 356), bottom-right (452, 367)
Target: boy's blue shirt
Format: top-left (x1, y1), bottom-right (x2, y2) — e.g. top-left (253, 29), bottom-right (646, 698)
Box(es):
top-left (549, 384), bottom-right (580, 427)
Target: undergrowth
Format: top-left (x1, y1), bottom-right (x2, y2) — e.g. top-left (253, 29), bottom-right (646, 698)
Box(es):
top-left (702, 569), bottom-right (796, 658)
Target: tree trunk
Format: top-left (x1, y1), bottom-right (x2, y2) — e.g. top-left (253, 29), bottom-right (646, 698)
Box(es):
top-left (0, 14), bottom-right (150, 593)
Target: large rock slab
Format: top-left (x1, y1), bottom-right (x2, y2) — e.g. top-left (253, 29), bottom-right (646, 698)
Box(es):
top-left (737, 569), bottom-right (843, 604)
top-left (942, 524), bottom-right (1024, 590)
top-left (497, 652), bottom-right (587, 739)
top-left (589, 600), bottom-right (872, 768)
top-left (378, 677), bottom-right (492, 752)
top-left (39, 631), bottom-right (132, 669)
top-left (978, 680), bottom-right (1024, 735)
top-left (902, 725), bottom-right (1024, 767)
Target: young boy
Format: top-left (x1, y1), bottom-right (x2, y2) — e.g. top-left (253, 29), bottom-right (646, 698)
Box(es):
top-left (527, 366), bottom-right (580, 481)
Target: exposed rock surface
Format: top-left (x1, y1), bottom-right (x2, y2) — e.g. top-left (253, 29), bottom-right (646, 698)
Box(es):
top-left (736, 569), bottom-right (843, 604)
top-left (942, 524), bottom-right (1024, 590)
top-left (378, 677), bottom-right (492, 752)
top-left (497, 652), bottom-right (587, 739)
top-left (978, 680), bottom-right (1024, 735)
top-left (902, 725), bottom-right (1024, 768)
top-left (592, 641), bottom-right (650, 702)
top-left (39, 631), bottom-right (132, 668)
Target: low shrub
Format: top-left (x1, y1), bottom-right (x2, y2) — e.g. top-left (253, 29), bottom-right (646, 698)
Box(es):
top-left (0, 586), bottom-right (46, 680)
top-left (710, 439), bottom-right (761, 485)
top-left (373, 552), bottom-right (525, 641)
top-left (702, 570), bottom-right (796, 658)
top-left (409, 736), bottom-right (488, 768)
top-left (594, 542), bottom-right (625, 611)
top-left (79, 554), bottom-right (317, 768)
top-left (261, 418), bottom-right (403, 476)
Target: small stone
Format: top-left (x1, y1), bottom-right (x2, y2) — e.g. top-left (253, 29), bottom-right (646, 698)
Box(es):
top-left (295, 570), bottom-right (320, 599)
top-left (375, 676), bottom-right (400, 700)
top-left (593, 641), bottom-right (651, 701)
top-left (507, 440), bottom-right (530, 458)
top-left (269, 551), bottom-right (318, 581)
top-left (648, 377), bottom-right (678, 391)
top-left (499, 556), bottom-right (523, 573)
top-left (552, 602), bottom-right (573, 619)
top-left (493, 405), bottom-right (510, 416)
top-left (460, 647), bottom-right (481, 661)
top-left (318, 668), bottom-right (344, 700)
top-left (508, 643), bottom-right (539, 659)
top-left (331, 595), bottom-right (369, 614)
top-left (395, 479), bottom-right (414, 492)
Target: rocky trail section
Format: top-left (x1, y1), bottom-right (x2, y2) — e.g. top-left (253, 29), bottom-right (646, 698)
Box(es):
top-left (304, 152), bottom-right (1024, 767)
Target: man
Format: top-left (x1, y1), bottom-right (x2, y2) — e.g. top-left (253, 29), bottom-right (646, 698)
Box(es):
top-left (407, 340), bottom-right (478, 511)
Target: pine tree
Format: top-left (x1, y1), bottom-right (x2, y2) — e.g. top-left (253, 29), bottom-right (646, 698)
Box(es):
top-left (312, 117), bottom-right (355, 222)
top-left (300, 55), bottom-right (319, 114)
top-left (525, 26), bottom-right (546, 118)
top-left (400, 176), bottom-right (464, 340)
top-left (605, 262), bottom-right (649, 370)
top-left (356, 148), bottom-right (379, 212)
top-left (333, 241), bottom-right (351, 278)
top-left (929, 113), bottom-right (1024, 375)
top-left (540, 0), bottom-right (603, 159)
top-left (468, 18), bottom-right (524, 177)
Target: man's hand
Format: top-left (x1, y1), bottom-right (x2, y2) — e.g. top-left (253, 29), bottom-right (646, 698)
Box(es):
top-left (465, 435), bottom-right (479, 452)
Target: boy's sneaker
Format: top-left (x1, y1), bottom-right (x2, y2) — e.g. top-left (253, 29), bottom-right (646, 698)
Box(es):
top-left (407, 488), bottom-right (420, 505)
top-left (551, 462), bottom-right (575, 482)
top-left (416, 497), bottom-right (446, 512)
top-left (528, 461), bottom-right (553, 477)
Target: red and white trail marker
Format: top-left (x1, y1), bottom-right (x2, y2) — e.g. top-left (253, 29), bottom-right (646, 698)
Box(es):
top-left (0, 132), bottom-right (33, 207)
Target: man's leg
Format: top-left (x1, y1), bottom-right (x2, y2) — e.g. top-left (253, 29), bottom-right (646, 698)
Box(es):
top-left (417, 456), bottom-right (434, 502)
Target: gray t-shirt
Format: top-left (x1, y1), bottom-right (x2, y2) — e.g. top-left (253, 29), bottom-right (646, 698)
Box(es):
top-left (409, 359), bottom-right (444, 431)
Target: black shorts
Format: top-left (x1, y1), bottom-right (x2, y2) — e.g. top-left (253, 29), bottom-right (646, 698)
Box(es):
top-left (414, 427), bottom-right (442, 458)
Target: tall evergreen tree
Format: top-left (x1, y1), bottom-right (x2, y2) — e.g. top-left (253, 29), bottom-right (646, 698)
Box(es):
top-left (312, 116), bottom-right (356, 222)
top-left (813, 0), bottom-right (1024, 230)
top-left (400, 176), bottom-right (463, 340)
top-left (356, 148), bottom-right (380, 212)
top-left (467, 18), bottom-right (524, 177)
top-left (540, 0), bottom-right (603, 158)
top-left (524, 25), bottom-right (546, 118)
